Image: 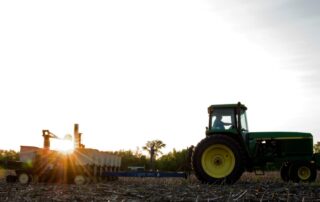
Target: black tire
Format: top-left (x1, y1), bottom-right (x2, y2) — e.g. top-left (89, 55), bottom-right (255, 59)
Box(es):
top-left (192, 135), bottom-right (245, 184)
top-left (280, 163), bottom-right (290, 182)
top-left (6, 175), bottom-right (17, 183)
top-left (289, 161), bottom-right (317, 183)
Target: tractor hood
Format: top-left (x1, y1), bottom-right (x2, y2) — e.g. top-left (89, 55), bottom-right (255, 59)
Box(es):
top-left (247, 131), bottom-right (314, 158)
top-left (248, 131), bottom-right (313, 140)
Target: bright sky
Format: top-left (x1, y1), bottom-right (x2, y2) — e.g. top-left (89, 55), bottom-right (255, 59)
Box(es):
top-left (1, 0), bottom-right (320, 153)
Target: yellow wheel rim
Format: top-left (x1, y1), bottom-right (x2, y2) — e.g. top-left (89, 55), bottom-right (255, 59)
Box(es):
top-left (298, 166), bottom-right (311, 180)
top-left (201, 144), bottom-right (235, 178)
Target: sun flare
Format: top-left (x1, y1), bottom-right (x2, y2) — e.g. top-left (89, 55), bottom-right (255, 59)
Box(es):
top-left (51, 139), bottom-right (74, 154)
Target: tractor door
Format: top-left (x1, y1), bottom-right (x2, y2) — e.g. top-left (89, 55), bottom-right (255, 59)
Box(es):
top-left (239, 110), bottom-right (249, 143)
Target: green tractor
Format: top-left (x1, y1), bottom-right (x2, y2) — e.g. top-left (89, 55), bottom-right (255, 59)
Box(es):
top-left (192, 102), bottom-right (320, 184)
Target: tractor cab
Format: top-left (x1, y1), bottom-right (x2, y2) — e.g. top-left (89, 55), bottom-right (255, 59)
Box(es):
top-left (207, 102), bottom-right (248, 135)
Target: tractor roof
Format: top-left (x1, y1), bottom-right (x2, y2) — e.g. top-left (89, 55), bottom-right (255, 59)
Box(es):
top-left (208, 102), bottom-right (247, 113)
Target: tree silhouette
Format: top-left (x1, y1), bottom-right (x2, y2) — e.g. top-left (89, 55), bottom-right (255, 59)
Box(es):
top-left (314, 142), bottom-right (320, 153)
top-left (142, 140), bottom-right (166, 171)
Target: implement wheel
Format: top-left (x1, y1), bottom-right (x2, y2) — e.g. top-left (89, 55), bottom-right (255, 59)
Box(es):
top-left (192, 135), bottom-right (245, 184)
top-left (18, 172), bottom-right (31, 185)
top-left (74, 175), bottom-right (86, 185)
top-left (289, 161), bottom-right (317, 183)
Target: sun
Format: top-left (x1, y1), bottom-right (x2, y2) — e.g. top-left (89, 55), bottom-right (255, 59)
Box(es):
top-left (51, 139), bottom-right (74, 154)
top-left (59, 140), bottom-right (74, 154)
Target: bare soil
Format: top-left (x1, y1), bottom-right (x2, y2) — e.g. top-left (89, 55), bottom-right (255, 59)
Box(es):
top-left (1, 172), bottom-right (320, 201)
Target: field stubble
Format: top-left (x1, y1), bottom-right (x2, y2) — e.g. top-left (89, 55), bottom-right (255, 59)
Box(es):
top-left (1, 171), bottom-right (320, 201)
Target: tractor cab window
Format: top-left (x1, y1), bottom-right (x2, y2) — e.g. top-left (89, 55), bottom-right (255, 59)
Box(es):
top-left (240, 111), bottom-right (248, 131)
top-left (211, 109), bottom-right (235, 130)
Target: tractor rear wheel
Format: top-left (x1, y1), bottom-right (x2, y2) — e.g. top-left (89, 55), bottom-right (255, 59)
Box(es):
top-left (289, 161), bottom-right (317, 183)
top-left (192, 135), bottom-right (245, 184)
top-left (280, 163), bottom-right (290, 182)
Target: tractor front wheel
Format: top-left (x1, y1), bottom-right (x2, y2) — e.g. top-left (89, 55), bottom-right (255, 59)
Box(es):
top-left (192, 135), bottom-right (245, 184)
top-left (289, 161), bottom-right (317, 183)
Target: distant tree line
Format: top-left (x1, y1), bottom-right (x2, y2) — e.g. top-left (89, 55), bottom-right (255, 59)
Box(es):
top-left (114, 140), bottom-right (193, 172)
top-left (314, 142), bottom-right (320, 153)
top-left (113, 149), bottom-right (148, 171)
top-left (0, 150), bottom-right (19, 168)
top-left (0, 150), bottom-right (19, 161)
top-left (156, 148), bottom-right (192, 171)
top-left (113, 147), bottom-right (192, 172)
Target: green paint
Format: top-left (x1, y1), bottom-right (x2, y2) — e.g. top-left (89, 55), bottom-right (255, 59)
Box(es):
top-left (206, 102), bottom-right (318, 170)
